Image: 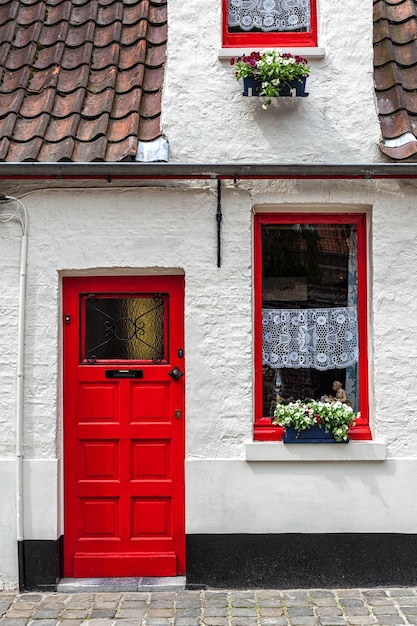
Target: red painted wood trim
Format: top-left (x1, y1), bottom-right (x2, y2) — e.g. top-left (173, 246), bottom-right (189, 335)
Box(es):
top-left (222, 0), bottom-right (318, 48)
top-left (254, 213), bottom-right (371, 441)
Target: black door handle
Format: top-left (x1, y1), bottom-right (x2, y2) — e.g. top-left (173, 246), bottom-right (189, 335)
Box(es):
top-left (168, 366), bottom-right (184, 381)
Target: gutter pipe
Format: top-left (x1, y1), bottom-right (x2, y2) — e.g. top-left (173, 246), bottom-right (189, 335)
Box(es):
top-left (16, 225), bottom-right (28, 591)
top-left (0, 196), bottom-right (28, 591)
top-left (1, 162), bottom-right (417, 180)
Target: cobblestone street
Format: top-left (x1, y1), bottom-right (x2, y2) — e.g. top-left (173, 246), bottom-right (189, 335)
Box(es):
top-left (2, 588), bottom-right (417, 626)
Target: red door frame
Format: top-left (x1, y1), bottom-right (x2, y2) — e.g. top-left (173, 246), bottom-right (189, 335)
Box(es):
top-left (62, 275), bottom-right (186, 577)
top-left (254, 213), bottom-right (370, 441)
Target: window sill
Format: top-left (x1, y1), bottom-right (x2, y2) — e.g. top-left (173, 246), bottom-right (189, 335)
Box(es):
top-left (219, 47), bottom-right (325, 60)
top-left (246, 440), bottom-right (387, 462)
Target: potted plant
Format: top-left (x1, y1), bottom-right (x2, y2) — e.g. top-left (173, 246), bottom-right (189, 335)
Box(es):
top-left (231, 50), bottom-right (310, 107)
top-left (272, 398), bottom-right (359, 443)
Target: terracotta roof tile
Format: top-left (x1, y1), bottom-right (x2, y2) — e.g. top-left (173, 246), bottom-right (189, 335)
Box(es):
top-left (88, 66), bottom-right (118, 94)
top-left (118, 40), bottom-right (146, 71)
top-left (71, 135), bottom-right (107, 161)
top-left (0, 114), bottom-right (17, 140)
top-left (0, 90), bottom-right (25, 116)
top-left (112, 89), bottom-right (141, 118)
top-left (0, 0), bottom-right (167, 162)
top-left (93, 22), bottom-right (122, 47)
top-left (138, 114), bottom-right (162, 142)
top-left (140, 90), bottom-right (162, 119)
top-left (19, 89), bottom-right (57, 118)
top-left (52, 90), bottom-right (85, 117)
top-left (374, 0), bottom-right (417, 159)
top-left (13, 22), bottom-right (42, 48)
top-left (0, 67), bottom-right (31, 92)
top-left (65, 22), bottom-right (96, 47)
top-left (37, 136), bottom-right (74, 161)
top-left (0, 137), bottom-right (10, 161)
top-left (146, 21), bottom-right (167, 46)
top-left (81, 89), bottom-right (115, 117)
top-left (43, 114), bottom-right (80, 141)
top-left (40, 22), bottom-right (69, 46)
top-left (70, 2), bottom-right (99, 25)
top-left (105, 135), bottom-right (138, 161)
top-left (0, 21), bottom-right (17, 49)
top-left (0, 2), bottom-right (19, 28)
top-left (28, 64), bottom-right (60, 92)
top-left (97, 3), bottom-right (123, 25)
top-left (34, 42), bottom-right (66, 69)
top-left (44, 1), bottom-right (72, 26)
top-left (6, 137), bottom-right (43, 161)
top-left (107, 112), bottom-right (140, 142)
top-left (76, 114), bottom-right (109, 142)
top-left (12, 114), bottom-right (50, 142)
top-left (145, 43), bottom-right (166, 68)
top-left (16, 3), bottom-right (46, 26)
top-left (115, 66), bottom-right (145, 93)
top-left (4, 43), bottom-right (37, 71)
top-left (91, 42), bottom-right (120, 70)
top-left (143, 65), bottom-right (165, 91)
top-left (380, 140), bottom-right (417, 159)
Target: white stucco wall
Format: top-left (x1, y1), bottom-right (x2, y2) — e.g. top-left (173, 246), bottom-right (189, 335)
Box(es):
top-left (2, 176), bottom-right (417, 584)
top-left (164, 0), bottom-right (380, 163)
top-left (0, 181), bottom-right (417, 587)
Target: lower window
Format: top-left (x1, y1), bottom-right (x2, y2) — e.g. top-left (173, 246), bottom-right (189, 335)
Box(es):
top-left (254, 213), bottom-right (371, 440)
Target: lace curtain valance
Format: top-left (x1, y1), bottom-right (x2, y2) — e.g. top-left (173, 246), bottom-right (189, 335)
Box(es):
top-left (262, 307), bottom-right (358, 371)
top-left (228, 0), bottom-right (311, 33)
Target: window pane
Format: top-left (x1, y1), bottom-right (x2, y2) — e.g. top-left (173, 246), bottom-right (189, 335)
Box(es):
top-left (83, 294), bottom-right (165, 362)
top-left (228, 0), bottom-right (310, 34)
top-left (261, 223), bottom-right (359, 416)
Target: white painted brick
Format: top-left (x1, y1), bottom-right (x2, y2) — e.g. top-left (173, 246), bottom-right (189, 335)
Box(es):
top-left (164, 0), bottom-right (380, 163)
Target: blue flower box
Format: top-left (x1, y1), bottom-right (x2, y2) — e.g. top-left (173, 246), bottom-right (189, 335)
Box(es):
top-left (283, 425), bottom-right (348, 444)
top-left (242, 76), bottom-right (308, 98)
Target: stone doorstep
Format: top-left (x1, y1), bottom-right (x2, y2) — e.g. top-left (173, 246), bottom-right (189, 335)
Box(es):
top-left (57, 578), bottom-right (186, 593)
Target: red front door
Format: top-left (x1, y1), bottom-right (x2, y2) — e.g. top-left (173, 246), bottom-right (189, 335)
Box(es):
top-left (63, 276), bottom-right (185, 578)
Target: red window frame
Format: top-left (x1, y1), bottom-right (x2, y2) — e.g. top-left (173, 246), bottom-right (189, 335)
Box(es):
top-left (254, 212), bottom-right (371, 441)
top-left (222, 0), bottom-right (318, 48)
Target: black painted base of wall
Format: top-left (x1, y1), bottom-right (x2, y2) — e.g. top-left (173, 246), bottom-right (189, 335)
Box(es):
top-left (19, 537), bottom-right (63, 591)
top-left (21, 533), bottom-right (417, 590)
top-left (186, 534), bottom-right (417, 589)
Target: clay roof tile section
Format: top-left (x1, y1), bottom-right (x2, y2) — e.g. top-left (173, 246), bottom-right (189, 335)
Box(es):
top-left (374, 0), bottom-right (417, 159)
top-left (0, 0), bottom-right (167, 162)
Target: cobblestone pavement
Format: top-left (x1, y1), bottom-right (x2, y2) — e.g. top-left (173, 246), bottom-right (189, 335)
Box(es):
top-left (2, 588), bottom-right (417, 626)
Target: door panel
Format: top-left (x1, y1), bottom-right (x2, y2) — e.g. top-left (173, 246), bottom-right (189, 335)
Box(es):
top-left (63, 276), bottom-right (185, 578)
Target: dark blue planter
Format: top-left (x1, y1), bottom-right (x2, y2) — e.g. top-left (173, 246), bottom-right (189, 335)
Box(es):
top-left (283, 425), bottom-right (348, 444)
top-left (242, 76), bottom-right (308, 98)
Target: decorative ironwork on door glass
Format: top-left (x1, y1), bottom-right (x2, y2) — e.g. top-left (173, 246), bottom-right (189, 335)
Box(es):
top-left (82, 294), bottom-right (166, 362)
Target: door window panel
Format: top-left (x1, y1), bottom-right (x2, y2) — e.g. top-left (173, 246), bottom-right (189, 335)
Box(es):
top-left (82, 294), bottom-right (166, 363)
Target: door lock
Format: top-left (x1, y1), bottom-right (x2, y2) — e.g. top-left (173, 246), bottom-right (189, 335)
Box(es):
top-left (168, 366), bottom-right (184, 381)
top-left (174, 409), bottom-right (182, 419)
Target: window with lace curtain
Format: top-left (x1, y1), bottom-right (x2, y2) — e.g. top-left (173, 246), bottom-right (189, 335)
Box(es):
top-left (254, 213), bottom-right (371, 441)
top-left (222, 0), bottom-right (317, 48)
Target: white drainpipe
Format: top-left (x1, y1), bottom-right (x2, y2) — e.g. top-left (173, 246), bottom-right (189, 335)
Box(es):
top-left (0, 196), bottom-right (28, 588)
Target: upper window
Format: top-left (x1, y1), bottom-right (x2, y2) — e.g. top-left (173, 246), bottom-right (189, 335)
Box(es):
top-left (222, 0), bottom-right (317, 48)
top-left (254, 213), bottom-right (371, 441)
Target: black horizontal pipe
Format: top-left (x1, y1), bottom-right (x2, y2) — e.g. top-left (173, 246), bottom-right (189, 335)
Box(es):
top-left (1, 161), bottom-right (417, 180)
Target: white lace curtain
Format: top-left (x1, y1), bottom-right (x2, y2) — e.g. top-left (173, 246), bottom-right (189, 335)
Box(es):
top-left (262, 307), bottom-right (359, 371)
top-left (228, 0), bottom-right (311, 33)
